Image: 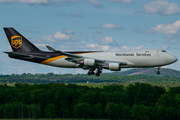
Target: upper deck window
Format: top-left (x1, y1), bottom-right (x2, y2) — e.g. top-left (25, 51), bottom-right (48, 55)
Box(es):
top-left (162, 50), bottom-right (166, 52)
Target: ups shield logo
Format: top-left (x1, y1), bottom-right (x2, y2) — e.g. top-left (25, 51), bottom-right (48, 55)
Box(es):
top-left (11, 36), bottom-right (22, 49)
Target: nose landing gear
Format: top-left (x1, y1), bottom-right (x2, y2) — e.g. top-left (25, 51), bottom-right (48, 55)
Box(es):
top-left (157, 67), bottom-right (160, 75)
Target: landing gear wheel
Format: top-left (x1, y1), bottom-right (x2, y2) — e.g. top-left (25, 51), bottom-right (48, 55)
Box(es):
top-left (157, 71), bottom-right (160, 75)
top-left (87, 68), bottom-right (96, 75)
top-left (95, 73), bottom-right (100, 76)
top-left (87, 71), bottom-right (91, 75)
top-left (95, 69), bottom-right (102, 77)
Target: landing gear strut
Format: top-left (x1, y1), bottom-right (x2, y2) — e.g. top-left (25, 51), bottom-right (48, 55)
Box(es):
top-left (157, 67), bottom-right (160, 75)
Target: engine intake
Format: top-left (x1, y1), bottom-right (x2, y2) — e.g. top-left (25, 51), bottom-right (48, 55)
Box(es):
top-left (108, 63), bottom-right (121, 71)
top-left (83, 59), bottom-right (95, 66)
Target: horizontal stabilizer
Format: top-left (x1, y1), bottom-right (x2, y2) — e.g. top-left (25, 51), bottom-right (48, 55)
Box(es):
top-left (4, 51), bottom-right (47, 59)
top-left (4, 51), bottom-right (31, 57)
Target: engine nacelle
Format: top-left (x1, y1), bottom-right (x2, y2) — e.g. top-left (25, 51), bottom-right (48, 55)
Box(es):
top-left (84, 59), bottom-right (95, 66)
top-left (108, 63), bottom-right (121, 71)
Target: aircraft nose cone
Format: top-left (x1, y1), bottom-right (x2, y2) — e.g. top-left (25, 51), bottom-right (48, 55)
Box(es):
top-left (170, 55), bottom-right (178, 63)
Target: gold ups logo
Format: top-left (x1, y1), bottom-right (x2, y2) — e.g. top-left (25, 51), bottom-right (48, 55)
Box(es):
top-left (11, 36), bottom-right (22, 49)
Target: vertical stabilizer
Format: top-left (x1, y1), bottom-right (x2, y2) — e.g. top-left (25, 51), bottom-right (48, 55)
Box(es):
top-left (3, 28), bottom-right (40, 52)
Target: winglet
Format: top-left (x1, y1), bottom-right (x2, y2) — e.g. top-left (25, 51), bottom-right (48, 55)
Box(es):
top-left (46, 45), bottom-right (56, 52)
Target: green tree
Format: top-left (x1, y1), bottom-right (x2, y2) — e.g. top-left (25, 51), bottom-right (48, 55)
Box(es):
top-left (134, 83), bottom-right (159, 106)
top-left (155, 106), bottom-right (166, 120)
top-left (166, 106), bottom-right (176, 120)
top-left (92, 103), bottom-right (103, 120)
top-left (45, 103), bottom-right (56, 120)
top-left (114, 103), bottom-right (124, 120)
top-left (174, 94), bottom-right (180, 105)
top-left (105, 102), bottom-right (115, 120)
top-left (148, 106), bottom-right (156, 120)
top-left (74, 102), bottom-right (91, 120)
top-left (122, 105), bottom-right (130, 120)
top-left (156, 94), bottom-right (172, 107)
top-left (131, 104), bottom-right (148, 120)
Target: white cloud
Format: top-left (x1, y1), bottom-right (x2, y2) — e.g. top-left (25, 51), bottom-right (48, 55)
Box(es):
top-left (101, 23), bottom-right (124, 30)
top-left (86, 43), bottom-right (109, 51)
top-left (147, 20), bottom-right (180, 34)
top-left (53, 31), bottom-right (71, 40)
top-left (21, 0), bottom-right (48, 3)
top-left (62, 29), bottom-right (74, 34)
top-left (143, 1), bottom-right (180, 15)
top-left (41, 30), bottom-right (75, 42)
top-left (162, 45), bottom-right (168, 49)
top-left (0, 0), bottom-right (81, 5)
top-left (41, 35), bottom-right (55, 42)
top-left (87, 0), bottom-right (104, 8)
top-left (76, 69), bottom-right (86, 74)
top-left (0, 0), bottom-right (48, 4)
top-left (34, 44), bottom-right (47, 51)
top-left (34, 43), bottom-right (46, 47)
top-left (102, 45), bottom-right (109, 51)
top-left (104, 36), bottom-right (113, 43)
top-left (135, 45), bottom-right (144, 50)
top-left (53, 0), bottom-right (81, 6)
top-left (86, 43), bottom-right (98, 48)
top-left (107, 0), bottom-right (134, 4)
top-left (121, 45), bottom-right (130, 50)
top-left (121, 45), bottom-right (144, 50)
top-left (93, 36), bottom-right (116, 45)
top-left (165, 35), bottom-right (176, 39)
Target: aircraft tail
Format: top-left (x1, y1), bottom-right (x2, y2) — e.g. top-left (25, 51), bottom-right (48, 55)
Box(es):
top-left (3, 28), bottom-right (40, 52)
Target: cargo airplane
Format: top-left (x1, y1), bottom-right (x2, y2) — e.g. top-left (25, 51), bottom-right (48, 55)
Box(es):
top-left (3, 28), bottom-right (178, 76)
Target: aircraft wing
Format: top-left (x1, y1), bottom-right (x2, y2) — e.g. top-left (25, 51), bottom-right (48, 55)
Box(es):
top-left (46, 45), bottom-right (127, 67)
top-left (4, 51), bottom-right (31, 57)
top-left (46, 45), bottom-right (82, 58)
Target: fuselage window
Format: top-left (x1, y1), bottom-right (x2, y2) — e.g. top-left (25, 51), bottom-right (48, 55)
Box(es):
top-left (162, 50), bottom-right (166, 52)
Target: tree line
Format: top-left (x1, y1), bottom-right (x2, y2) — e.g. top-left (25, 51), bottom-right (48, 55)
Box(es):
top-left (0, 83), bottom-right (180, 119)
top-left (1, 72), bottom-right (180, 86)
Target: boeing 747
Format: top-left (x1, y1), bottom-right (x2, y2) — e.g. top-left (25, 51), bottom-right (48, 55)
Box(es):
top-left (3, 28), bottom-right (178, 76)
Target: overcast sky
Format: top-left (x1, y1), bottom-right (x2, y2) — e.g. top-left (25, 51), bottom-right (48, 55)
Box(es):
top-left (1, 0), bottom-right (180, 75)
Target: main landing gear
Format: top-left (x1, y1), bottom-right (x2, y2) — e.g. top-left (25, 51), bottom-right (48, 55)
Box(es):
top-left (95, 69), bottom-right (102, 77)
top-left (87, 68), bottom-right (95, 75)
top-left (157, 67), bottom-right (161, 75)
top-left (87, 68), bottom-right (102, 77)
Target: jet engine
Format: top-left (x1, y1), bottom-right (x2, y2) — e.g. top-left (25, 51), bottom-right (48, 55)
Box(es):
top-left (108, 63), bottom-right (121, 71)
top-left (83, 59), bottom-right (95, 66)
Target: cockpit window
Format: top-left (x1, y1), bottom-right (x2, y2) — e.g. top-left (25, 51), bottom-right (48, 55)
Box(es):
top-left (162, 50), bottom-right (166, 52)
